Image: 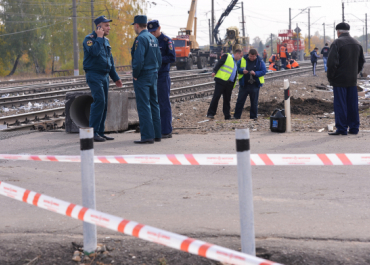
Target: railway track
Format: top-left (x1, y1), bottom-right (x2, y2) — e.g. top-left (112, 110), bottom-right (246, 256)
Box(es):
top-left (0, 66), bottom-right (210, 89)
top-left (0, 60), bottom-right (317, 89)
top-left (0, 64), bottom-right (328, 131)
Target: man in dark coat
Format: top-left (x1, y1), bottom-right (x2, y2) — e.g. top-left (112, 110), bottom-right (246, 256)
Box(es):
top-left (327, 22), bottom-right (365, 135)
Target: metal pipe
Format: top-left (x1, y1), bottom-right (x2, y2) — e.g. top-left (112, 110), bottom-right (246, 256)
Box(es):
top-left (72, 0), bottom-right (79, 76)
top-left (91, 0), bottom-right (94, 32)
top-left (284, 79), bottom-right (291, 132)
top-left (80, 128), bottom-right (97, 254)
top-left (235, 129), bottom-right (255, 256)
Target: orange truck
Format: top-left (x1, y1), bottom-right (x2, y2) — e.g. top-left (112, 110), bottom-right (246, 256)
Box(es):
top-left (172, 0), bottom-right (212, 70)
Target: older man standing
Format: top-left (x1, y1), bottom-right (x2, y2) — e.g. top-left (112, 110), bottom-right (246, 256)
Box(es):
top-left (83, 15), bottom-right (123, 142)
top-left (327, 22), bottom-right (365, 136)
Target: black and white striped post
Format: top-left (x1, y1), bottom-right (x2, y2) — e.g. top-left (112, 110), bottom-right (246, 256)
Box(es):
top-left (80, 128), bottom-right (97, 254)
top-left (235, 128), bottom-right (255, 256)
top-left (284, 79), bottom-right (292, 132)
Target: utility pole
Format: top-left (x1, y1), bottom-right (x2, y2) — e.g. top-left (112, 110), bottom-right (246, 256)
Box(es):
top-left (334, 21), bottom-right (335, 40)
top-left (363, 27), bottom-right (365, 51)
top-left (241, 1), bottom-right (245, 37)
top-left (296, 23), bottom-right (299, 57)
top-left (323, 23), bottom-right (325, 46)
top-left (211, 0), bottom-right (214, 44)
top-left (342, 2), bottom-right (345, 22)
top-left (289, 8), bottom-right (291, 30)
top-left (271, 33), bottom-right (273, 55)
top-left (208, 19), bottom-right (212, 45)
top-left (308, 8), bottom-right (311, 52)
top-left (91, 0), bottom-right (94, 32)
top-left (72, 0), bottom-right (79, 76)
top-left (366, 13), bottom-right (368, 54)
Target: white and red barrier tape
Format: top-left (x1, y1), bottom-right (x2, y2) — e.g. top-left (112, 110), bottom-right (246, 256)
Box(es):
top-left (0, 181), bottom-right (280, 265)
top-left (1, 153), bottom-right (370, 166)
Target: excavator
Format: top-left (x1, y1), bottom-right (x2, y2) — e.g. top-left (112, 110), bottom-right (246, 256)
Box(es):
top-left (211, 0), bottom-right (248, 57)
top-left (172, 0), bottom-right (210, 70)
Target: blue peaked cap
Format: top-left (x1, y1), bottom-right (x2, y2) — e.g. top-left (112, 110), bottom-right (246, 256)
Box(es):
top-left (131, 15), bottom-right (147, 25)
top-left (148, 20), bottom-right (160, 32)
top-left (94, 15), bottom-right (112, 26)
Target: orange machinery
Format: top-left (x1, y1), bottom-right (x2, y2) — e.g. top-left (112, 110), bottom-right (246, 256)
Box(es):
top-left (276, 29), bottom-right (305, 58)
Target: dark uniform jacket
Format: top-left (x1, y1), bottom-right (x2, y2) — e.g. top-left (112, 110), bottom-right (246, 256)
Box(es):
top-left (82, 32), bottom-right (120, 82)
top-left (327, 33), bottom-right (365, 87)
top-left (131, 29), bottom-right (162, 79)
top-left (237, 55), bottom-right (267, 88)
top-left (321, 46), bottom-right (330, 58)
top-left (157, 33), bottom-right (176, 75)
top-left (212, 53), bottom-right (238, 86)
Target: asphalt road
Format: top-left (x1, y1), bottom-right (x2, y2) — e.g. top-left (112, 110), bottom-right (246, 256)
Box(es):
top-left (0, 130), bottom-right (369, 264)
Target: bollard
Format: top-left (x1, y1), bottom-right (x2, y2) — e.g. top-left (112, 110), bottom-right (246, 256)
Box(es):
top-left (284, 79), bottom-right (292, 132)
top-left (235, 129), bottom-right (255, 256)
top-left (79, 128), bottom-right (97, 254)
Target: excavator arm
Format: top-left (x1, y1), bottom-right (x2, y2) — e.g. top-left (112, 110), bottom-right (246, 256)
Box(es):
top-left (213, 0), bottom-right (239, 45)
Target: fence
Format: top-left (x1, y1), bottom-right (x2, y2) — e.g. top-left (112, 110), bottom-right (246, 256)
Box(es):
top-left (1, 127), bottom-right (369, 264)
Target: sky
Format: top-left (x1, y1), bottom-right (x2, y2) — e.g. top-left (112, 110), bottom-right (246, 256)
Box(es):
top-left (146, 0), bottom-right (370, 46)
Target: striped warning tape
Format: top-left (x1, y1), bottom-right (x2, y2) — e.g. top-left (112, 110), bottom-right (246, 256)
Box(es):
top-left (0, 181), bottom-right (281, 265)
top-left (1, 153), bottom-right (370, 166)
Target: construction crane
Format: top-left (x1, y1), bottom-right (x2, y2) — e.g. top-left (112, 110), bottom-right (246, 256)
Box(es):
top-left (212, 0), bottom-right (239, 45)
top-left (172, 0), bottom-right (211, 70)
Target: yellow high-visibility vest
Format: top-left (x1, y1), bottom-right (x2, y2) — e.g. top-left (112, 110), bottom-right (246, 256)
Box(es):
top-left (239, 57), bottom-right (265, 84)
top-left (215, 53), bottom-right (237, 88)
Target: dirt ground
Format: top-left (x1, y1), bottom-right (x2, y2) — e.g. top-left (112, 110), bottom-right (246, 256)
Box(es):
top-left (1, 233), bottom-right (369, 265)
top-left (172, 65), bottom-right (370, 134)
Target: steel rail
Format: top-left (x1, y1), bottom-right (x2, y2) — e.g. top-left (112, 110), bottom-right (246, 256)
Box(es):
top-left (0, 66), bottom-right (212, 89)
top-left (0, 64), bottom-right (322, 107)
top-left (0, 73), bottom-right (214, 107)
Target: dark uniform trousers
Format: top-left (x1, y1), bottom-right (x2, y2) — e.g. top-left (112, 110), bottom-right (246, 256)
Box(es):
top-left (234, 84), bottom-right (260, 119)
top-left (133, 70), bottom-right (161, 140)
top-left (86, 71), bottom-right (110, 135)
top-left (207, 80), bottom-right (234, 119)
top-left (333, 86), bottom-right (359, 134)
top-left (157, 73), bottom-right (172, 135)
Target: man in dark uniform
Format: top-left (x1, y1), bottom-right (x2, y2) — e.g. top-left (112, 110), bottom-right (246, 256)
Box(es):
top-left (148, 20), bottom-right (176, 139)
top-left (83, 15), bottom-right (123, 142)
top-left (327, 22), bottom-right (365, 135)
top-left (131, 15), bottom-right (162, 144)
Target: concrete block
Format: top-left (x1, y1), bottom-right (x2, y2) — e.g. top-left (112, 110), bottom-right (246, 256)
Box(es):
top-left (65, 91), bottom-right (134, 133)
top-left (127, 92), bottom-right (139, 126)
top-left (106, 91), bottom-right (129, 132)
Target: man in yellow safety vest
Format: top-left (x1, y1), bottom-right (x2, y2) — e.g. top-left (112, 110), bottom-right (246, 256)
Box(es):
top-left (206, 49), bottom-right (243, 120)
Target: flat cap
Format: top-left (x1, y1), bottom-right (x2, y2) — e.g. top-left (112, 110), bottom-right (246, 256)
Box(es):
top-left (94, 15), bottom-right (112, 26)
top-left (336, 22), bottom-right (350, 31)
top-left (148, 20), bottom-right (160, 32)
top-left (131, 15), bottom-right (147, 25)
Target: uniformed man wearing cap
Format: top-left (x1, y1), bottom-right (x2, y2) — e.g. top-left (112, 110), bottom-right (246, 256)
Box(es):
top-left (131, 15), bottom-right (162, 144)
top-left (148, 20), bottom-right (176, 139)
top-left (327, 22), bottom-right (365, 136)
top-left (83, 15), bottom-right (123, 142)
